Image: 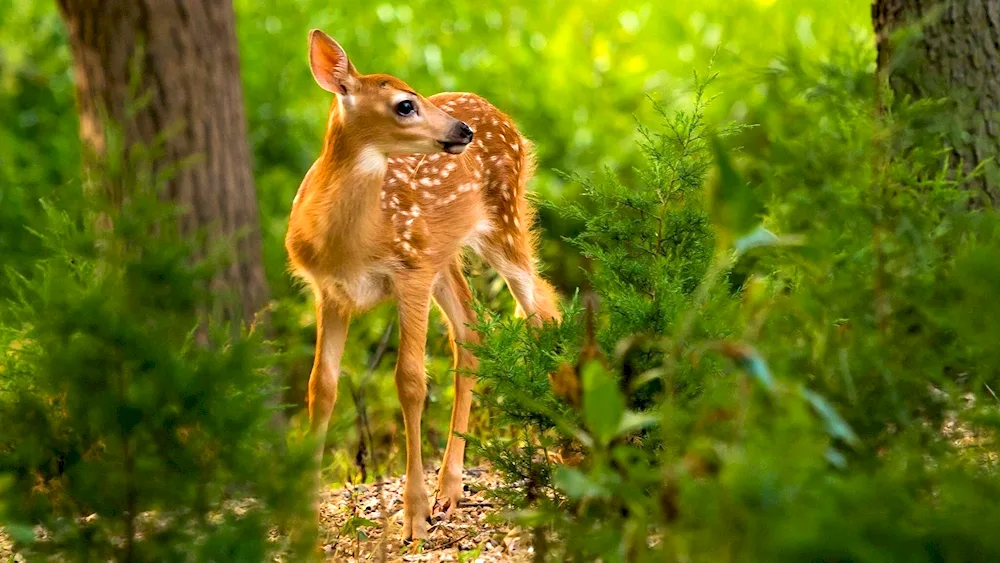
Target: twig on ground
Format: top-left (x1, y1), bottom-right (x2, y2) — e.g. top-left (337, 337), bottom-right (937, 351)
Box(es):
top-left (985, 382), bottom-right (1000, 406)
top-left (437, 532), bottom-right (472, 550)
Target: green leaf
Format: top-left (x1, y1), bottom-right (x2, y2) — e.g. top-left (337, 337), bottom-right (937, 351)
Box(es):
top-left (709, 136), bottom-right (762, 238)
top-left (742, 353), bottom-right (776, 392)
top-left (458, 546), bottom-right (483, 562)
top-left (617, 410), bottom-right (659, 435)
top-left (825, 447), bottom-right (847, 469)
top-left (800, 388), bottom-right (861, 449)
top-left (4, 523), bottom-right (35, 544)
top-left (553, 466), bottom-right (606, 500)
top-left (582, 361), bottom-right (625, 444)
top-left (340, 516), bottom-right (378, 538)
top-left (734, 225), bottom-right (779, 254)
top-left (734, 225), bottom-right (807, 256)
top-left (720, 342), bottom-right (777, 392)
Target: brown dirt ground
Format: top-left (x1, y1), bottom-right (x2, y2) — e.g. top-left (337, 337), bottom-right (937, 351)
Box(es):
top-left (317, 467), bottom-right (531, 562)
top-left (0, 466), bottom-right (530, 563)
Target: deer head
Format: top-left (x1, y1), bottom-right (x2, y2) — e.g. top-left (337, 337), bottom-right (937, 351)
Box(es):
top-left (308, 30), bottom-right (473, 157)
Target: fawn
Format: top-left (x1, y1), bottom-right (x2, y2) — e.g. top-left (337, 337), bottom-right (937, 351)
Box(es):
top-left (285, 30), bottom-right (561, 540)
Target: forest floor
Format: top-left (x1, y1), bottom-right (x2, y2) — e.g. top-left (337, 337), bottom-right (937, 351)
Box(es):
top-left (316, 466), bottom-right (531, 562)
top-left (0, 466), bottom-right (529, 563)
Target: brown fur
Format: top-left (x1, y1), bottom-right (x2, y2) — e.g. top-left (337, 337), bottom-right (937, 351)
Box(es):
top-left (285, 30), bottom-right (561, 541)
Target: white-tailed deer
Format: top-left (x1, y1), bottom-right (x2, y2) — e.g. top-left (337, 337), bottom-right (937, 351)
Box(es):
top-left (285, 30), bottom-right (561, 541)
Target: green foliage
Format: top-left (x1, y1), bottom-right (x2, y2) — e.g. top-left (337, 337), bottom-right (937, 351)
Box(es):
top-left (0, 0), bottom-right (876, 486)
top-left (0, 1), bottom-right (76, 308)
top-left (0, 147), bottom-right (313, 560)
top-left (561, 71), bottom-right (743, 381)
top-left (4, 0), bottom-right (1000, 560)
top-left (468, 297), bottom-right (582, 431)
top-left (470, 42), bottom-right (1000, 563)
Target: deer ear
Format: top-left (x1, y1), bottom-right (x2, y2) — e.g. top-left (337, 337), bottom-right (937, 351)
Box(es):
top-left (309, 30), bottom-right (359, 95)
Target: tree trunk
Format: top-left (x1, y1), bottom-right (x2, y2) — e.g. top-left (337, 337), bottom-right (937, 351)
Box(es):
top-left (873, 0), bottom-right (1000, 205)
top-left (56, 0), bottom-right (269, 324)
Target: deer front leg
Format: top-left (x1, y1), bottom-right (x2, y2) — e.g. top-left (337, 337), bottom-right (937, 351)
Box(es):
top-left (432, 262), bottom-right (480, 516)
top-left (308, 297), bottom-right (350, 507)
top-left (395, 280), bottom-right (433, 541)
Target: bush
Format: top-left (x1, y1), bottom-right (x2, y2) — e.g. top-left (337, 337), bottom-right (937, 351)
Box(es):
top-left (0, 145), bottom-right (313, 561)
top-left (470, 49), bottom-right (1000, 562)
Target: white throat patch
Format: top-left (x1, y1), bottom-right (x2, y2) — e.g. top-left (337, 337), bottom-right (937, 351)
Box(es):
top-left (355, 146), bottom-right (388, 178)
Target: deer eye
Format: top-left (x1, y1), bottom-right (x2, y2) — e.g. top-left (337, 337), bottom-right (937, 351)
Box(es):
top-left (395, 100), bottom-right (416, 116)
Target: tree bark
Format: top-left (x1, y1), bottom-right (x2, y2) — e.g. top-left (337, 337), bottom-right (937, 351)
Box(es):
top-left (873, 0), bottom-right (1000, 205)
top-left (56, 0), bottom-right (269, 324)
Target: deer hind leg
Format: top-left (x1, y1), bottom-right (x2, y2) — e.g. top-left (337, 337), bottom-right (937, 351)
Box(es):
top-left (480, 134), bottom-right (560, 325)
top-left (394, 276), bottom-right (434, 541)
top-left (483, 238), bottom-right (561, 327)
top-left (486, 176), bottom-right (558, 321)
top-left (431, 260), bottom-right (480, 516)
top-left (308, 294), bottom-right (350, 497)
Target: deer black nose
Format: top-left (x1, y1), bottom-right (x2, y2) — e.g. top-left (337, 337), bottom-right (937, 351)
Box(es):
top-left (455, 121), bottom-right (473, 144)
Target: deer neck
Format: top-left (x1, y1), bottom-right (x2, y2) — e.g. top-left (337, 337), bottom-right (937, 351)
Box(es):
top-left (304, 100), bottom-right (389, 272)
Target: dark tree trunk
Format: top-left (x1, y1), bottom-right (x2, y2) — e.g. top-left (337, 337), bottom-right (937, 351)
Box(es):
top-left (873, 0), bottom-right (1000, 205)
top-left (56, 0), bottom-right (269, 324)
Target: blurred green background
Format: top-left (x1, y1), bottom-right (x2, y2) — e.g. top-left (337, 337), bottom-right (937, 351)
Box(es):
top-left (0, 0), bottom-right (871, 483)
